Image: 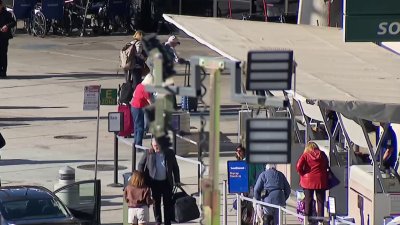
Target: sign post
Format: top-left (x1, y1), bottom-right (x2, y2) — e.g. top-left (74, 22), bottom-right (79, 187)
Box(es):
top-left (83, 85), bottom-right (101, 180)
top-left (108, 112), bottom-right (124, 187)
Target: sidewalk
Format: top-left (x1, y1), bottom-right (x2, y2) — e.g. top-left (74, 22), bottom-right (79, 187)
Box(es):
top-left (0, 33), bottom-right (304, 225)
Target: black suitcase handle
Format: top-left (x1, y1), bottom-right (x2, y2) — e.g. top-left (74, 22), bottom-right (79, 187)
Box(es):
top-left (173, 185), bottom-right (188, 196)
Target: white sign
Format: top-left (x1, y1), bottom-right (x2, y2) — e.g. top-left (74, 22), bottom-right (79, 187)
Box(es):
top-left (83, 85), bottom-right (101, 111)
top-left (328, 196), bottom-right (336, 215)
top-left (108, 112), bottom-right (123, 132)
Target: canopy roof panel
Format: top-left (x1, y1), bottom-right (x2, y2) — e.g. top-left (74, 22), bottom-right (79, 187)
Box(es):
top-left (164, 15), bottom-right (400, 123)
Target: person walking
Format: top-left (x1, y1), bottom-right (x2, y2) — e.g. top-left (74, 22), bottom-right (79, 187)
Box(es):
top-left (138, 137), bottom-right (181, 225)
top-left (235, 144), bottom-right (265, 195)
top-left (254, 164), bottom-right (291, 225)
top-left (124, 171), bottom-right (153, 225)
top-left (126, 30), bottom-right (147, 88)
top-left (164, 35), bottom-right (187, 64)
top-left (296, 141), bottom-right (329, 225)
top-left (131, 73), bottom-right (153, 146)
top-left (0, 0), bottom-right (16, 78)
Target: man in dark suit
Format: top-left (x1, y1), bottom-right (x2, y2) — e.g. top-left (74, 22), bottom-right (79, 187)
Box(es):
top-left (138, 137), bottom-right (181, 225)
top-left (0, 0), bottom-right (16, 78)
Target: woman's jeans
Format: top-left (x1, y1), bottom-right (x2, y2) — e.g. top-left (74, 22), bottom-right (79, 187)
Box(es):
top-left (132, 107), bottom-right (144, 146)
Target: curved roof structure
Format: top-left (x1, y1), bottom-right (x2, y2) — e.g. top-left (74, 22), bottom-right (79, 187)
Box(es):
top-left (164, 15), bottom-right (400, 123)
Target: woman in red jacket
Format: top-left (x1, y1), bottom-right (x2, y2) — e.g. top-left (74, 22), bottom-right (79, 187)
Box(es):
top-left (131, 73), bottom-right (153, 146)
top-left (296, 141), bottom-right (329, 224)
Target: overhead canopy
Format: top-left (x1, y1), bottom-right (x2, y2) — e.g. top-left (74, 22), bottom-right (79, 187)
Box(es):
top-left (164, 15), bottom-right (400, 123)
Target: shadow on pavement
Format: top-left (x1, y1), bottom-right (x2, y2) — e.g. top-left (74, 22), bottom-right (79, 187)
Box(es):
top-left (0, 106), bottom-right (68, 109)
top-left (0, 123), bottom-right (30, 127)
top-left (101, 200), bottom-right (122, 207)
top-left (0, 159), bottom-right (125, 166)
top-left (6, 73), bottom-right (119, 80)
top-left (0, 116), bottom-right (109, 122)
top-left (102, 195), bottom-right (122, 199)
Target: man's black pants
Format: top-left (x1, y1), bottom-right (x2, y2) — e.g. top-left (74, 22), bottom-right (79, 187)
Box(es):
top-left (0, 40), bottom-right (9, 76)
top-left (151, 179), bottom-right (173, 225)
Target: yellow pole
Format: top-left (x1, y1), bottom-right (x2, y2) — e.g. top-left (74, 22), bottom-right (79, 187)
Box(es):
top-left (201, 58), bottom-right (224, 225)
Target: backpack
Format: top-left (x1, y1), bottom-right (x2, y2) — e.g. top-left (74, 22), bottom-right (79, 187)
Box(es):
top-left (118, 82), bottom-right (134, 104)
top-left (120, 41), bottom-right (137, 70)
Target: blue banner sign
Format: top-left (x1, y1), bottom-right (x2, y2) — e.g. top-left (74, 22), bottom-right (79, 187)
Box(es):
top-left (227, 160), bottom-right (249, 194)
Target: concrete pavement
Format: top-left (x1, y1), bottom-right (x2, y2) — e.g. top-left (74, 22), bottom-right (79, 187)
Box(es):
top-left (0, 32), bottom-right (302, 224)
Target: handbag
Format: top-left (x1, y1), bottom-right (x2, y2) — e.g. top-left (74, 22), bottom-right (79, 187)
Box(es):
top-left (172, 186), bottom-right (200, 223)
top-left (0, 132), bottom-right (5, 149)
top-left (328, 170), bottom-right (340, 189)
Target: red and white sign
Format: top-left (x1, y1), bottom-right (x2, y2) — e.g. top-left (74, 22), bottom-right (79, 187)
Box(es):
top-left (83, 85), bottom-right (101, 111)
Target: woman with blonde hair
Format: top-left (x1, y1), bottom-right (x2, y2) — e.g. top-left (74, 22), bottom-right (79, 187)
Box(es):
top-left (296, 141), bottom-right (329, 225)
top-left (126, 30), bottom-right (148, 89)
top-left (124, 171), bottom-right (153, 225)
top-left (131, 73), bottom-right (153, 146)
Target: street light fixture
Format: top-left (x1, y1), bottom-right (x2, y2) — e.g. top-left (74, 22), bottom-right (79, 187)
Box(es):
top-left (246, 50), bottom-right (294, 91)
top-left (246, 118), bottom-right (292, 164)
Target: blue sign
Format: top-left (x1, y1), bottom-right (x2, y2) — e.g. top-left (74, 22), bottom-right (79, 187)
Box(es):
top-left (227, 160), bottom-right (249, 194)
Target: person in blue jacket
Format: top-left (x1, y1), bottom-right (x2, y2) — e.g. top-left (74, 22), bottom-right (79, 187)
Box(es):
top-left (379, 124), bottom-right (397, 171)
top-left (254, 164), bottom-right (291, 225)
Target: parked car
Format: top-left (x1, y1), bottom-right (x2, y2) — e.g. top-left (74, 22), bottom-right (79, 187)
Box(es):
top-left (0, 181), bottom-right (100, 225)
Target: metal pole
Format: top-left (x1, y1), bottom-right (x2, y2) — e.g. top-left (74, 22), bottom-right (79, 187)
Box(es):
top-left (236, 194), bottom-right (241, 225)
top-left (198, 132), bottom-right (202, 195)
top-left (94, 91), bottom-right (100, 181)
top-left (173, 131), bottom-right (177, 154)
top-left (278, 207), bottom-right (284, 225)
top-left (199, 164), bottom-right (203, 206)
top-left (179, 0), bottom-right (182, 15)
top-left (114, 134), bottom-right (118, 183)
top-left (80, 0), bottom-right (90, 36)
top-left (132, 144), bottom-right (136, 172)
top-left (208, 68), bottom-right (221, 224)
top-left (108, 134), bottom-right (123, 187)
top-left (222, 180), bottom-right (227, 225)
top-left (284, 0), bottom-right (289, 14)
top-left (213, 0), bottom-right (218, 17)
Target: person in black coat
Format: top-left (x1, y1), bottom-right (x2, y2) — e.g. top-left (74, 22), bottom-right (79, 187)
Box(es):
top-left (0, 0), bottom-right (16, 78)
top-left (138, 137), bottom-right (181, 225)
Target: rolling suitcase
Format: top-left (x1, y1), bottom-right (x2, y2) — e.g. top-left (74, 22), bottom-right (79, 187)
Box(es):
top-left (181, 63), bottom-right (198, 112)
top-left (172, 186), bottom-right (200, 223)
top-left (118, 104), bottom-right (133, 137)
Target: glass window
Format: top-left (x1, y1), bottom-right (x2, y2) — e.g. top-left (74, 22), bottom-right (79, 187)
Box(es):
top-left (0, 198), bottom-right (69, 220)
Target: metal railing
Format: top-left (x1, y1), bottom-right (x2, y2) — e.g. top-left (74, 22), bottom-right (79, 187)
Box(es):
top-left (225, 193), bottom-right (356, 225)
top-left (126, 142), bottom-right (204, 205)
